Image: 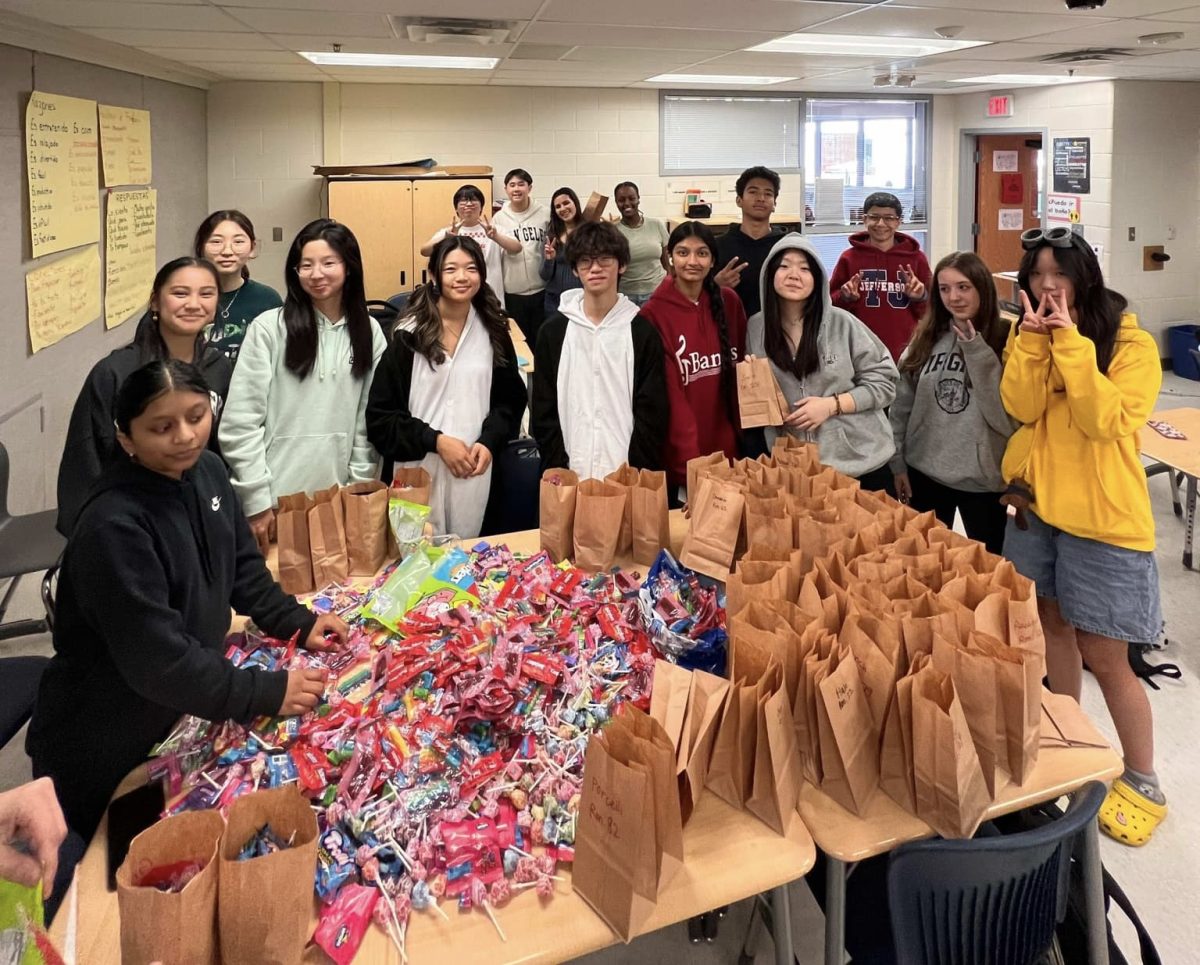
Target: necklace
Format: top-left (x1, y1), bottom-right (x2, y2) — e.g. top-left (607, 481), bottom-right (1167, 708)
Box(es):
top-left (219, 284), bottom-right (242, 321)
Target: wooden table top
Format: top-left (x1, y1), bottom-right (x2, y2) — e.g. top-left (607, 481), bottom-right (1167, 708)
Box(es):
top-left (1142, 407), bottom-right (1200, 478)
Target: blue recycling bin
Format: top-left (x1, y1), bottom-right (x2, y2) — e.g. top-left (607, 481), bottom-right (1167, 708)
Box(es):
top-left (1168, 324), bottom-right (1200, 380)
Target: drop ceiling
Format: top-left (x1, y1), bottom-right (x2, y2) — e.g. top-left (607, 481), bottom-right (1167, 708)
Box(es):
top-left (3, 0), bottom-right (1200, 91)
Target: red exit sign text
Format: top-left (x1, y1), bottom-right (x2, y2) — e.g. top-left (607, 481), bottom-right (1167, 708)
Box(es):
top-left (988, 95), bottom-right (1014, 117)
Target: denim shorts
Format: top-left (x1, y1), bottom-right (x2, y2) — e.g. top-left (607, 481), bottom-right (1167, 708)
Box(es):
top-left (1002, 511), bottom-right (1163, 643)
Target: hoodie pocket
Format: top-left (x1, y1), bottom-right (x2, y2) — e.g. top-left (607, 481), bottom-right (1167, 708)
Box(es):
top-left (265, 432), bottom-right (350, 497)
top-left (975, 439), bottom-right (1004, 488)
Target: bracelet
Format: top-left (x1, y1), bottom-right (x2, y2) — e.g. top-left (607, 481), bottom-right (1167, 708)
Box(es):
top-left (830, 394), bottom-right (842, 417)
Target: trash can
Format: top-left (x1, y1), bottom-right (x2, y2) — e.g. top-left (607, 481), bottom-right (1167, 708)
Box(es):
top-left (1167, 324), bottom-right (1200, 380)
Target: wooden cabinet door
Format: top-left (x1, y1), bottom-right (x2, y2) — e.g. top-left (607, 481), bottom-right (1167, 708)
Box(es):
top-left (410, 178), bottom-right (494, 288)
top-left (328, 179), bottom-right (413, 300)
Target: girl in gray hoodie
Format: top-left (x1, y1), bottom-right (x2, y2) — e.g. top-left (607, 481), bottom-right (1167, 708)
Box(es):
top-left (747, 234), bottom-right (898, 492)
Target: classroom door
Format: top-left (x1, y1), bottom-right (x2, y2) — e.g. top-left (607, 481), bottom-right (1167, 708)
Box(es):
top-left (974, 134), bottom-right (1041, 273)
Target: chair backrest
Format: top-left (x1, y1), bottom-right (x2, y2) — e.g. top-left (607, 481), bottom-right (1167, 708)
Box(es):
top-left (1190, 346), bottom-right (1200, 377)
top-left (887, 781), bottom-right (1107, 965)
top-left (0, 440), bottom-right (10, 522)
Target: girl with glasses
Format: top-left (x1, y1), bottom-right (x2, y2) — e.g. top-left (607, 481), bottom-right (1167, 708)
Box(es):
top-left (419, 185), bottom-right (515, 307)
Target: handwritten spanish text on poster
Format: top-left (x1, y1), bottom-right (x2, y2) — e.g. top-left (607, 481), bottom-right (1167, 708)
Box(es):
top-left (98, 105), bottom-right (152, 186)
top-left (1046, 194), bottom-right (1081, 223)
top-left (26, 91), bottom-right (101, 258)
top-left (105, 189), bottom-right (157, 329)
top-left (26, 245), bottom-right (102, 353)
top-left (1052, 137), bottom-right (1090, 194)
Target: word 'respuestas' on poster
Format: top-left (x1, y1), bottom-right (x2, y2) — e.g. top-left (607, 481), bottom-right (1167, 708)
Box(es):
top-left (98, 104), bottom-right (152, 186)
top-left (105, 188), bottom-right (158, 329)
top-left (26, 91), bottom-right (101, 258)
top-left (25, 245), bottom-right (102, 353)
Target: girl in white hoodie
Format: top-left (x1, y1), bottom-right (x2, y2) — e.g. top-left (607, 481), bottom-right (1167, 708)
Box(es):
top-left (220, 219), bottom-right (387, 553)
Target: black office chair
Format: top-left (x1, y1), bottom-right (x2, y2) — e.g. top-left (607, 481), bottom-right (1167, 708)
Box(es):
top-left (0, 654), bottom-right (49, 748)
top-left (366, 292), bottom-right (414, 339)
top-left (0, 442), bottom-right (66, 640)
top-left (887, 781), bottom-right (1107, 965)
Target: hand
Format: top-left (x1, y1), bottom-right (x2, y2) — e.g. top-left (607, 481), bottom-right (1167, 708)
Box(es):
top-left (481, 215), bottom-right (497, 239)
top-left (839, 272), bottom-right (863, 303)
top-left (469, 442), bottom-right (493, 477)
top-left (894, 472), bottom-right (913, 504)
top-left (713, 257), bottom-right (748, 289)
top-left (1041, 289), bottom-right (1075, 330)
top-left (543, 236), bottom-right (557, 260)
top-left (785, 396), bottom-right (836, 432)
top-left (0, 779), bottom-right (67, 896)
top-left (248, 509), bottom-right (276, 557)
top-left (950, 317), bottom-right (977, 341)
top-left (279, 668), bottom-right (326, 716)
top-left (448, 217), bottom-right (462, 236)
top-left (436, 434), bottom-right (476, 478)
top-left (1018, 289), bottom-right (1055, 335)
top-left (305, 613), bottom-right (350, 652)
top-left (902, 263), bottom-right (926, 301)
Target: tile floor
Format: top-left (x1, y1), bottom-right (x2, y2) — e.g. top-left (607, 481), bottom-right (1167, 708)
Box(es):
top-left (2, 374), bottom-right (1197, 963)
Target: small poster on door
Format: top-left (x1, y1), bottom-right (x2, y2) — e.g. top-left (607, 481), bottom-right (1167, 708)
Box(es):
top-left (998, 209), bottom-right (1024, 231)
top-left (993, 150), bottom-right (1019, 172)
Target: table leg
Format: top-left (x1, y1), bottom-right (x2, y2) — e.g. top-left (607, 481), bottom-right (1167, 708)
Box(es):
top-left (1081, 818), bottom-right (1109, 965)
top-left (770, 885), bottom-right (794, 965)
top-left (824, 857), bottom-right (847, 965)
top-left (1184, 475), bottom-right (1197, 570)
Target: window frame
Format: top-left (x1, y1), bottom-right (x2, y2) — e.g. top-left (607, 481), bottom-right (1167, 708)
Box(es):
top-left (658, 90), bottom-right (804, 177)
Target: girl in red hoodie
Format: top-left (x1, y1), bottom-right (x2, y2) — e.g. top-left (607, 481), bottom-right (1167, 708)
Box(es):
top-left (641, 221), bottom-right (747, 499)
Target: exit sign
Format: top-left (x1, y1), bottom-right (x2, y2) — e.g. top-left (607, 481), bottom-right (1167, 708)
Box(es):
top-left (988, 95), bottom-right (1014, 117)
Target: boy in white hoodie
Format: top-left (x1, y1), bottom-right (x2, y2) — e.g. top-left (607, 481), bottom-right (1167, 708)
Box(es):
top-left (531, 221), bottom-right (667, 478)
top-left (491, 168), bottom-right (551, 344)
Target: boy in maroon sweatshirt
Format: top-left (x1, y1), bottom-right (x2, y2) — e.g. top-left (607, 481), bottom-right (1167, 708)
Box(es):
top-left (829, 191), bottom-right (931, 360)
top-left (641, 222), bottom-right (747, 496)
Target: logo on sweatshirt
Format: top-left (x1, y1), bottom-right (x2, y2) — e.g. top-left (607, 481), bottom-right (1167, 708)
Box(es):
top-left (922, 350), bottom-right (971, 414)
top-left (859, 268), bottom-right (913, 310)
top-left (211, 496), bottom-right (221, 512)
top-left (675, 335), bottom-right (738, 386)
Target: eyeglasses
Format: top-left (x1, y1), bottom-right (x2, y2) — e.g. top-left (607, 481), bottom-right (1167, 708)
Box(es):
top-left (575, 255), bottom-right (618, 270)
top-left (296, 259), bottom-right (344, 276)
top-left (1020, 226), bottom-right (1075, 250)
top-left (865, 214), bottom-right (900, 225)
top-left (204, 236), bottom-right (252, 252)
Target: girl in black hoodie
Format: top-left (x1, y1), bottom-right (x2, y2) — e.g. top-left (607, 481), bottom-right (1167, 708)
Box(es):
top-left (29, 360), bottom-right (345, 839)
top-left (56, 257), bottom-right (234, 537)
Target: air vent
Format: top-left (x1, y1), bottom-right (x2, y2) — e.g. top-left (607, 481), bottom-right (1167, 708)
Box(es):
top-left (1037, 47), bottom-right (1137, 64)
top-left (390, 17), bottom-right (516, 46)
top-left (507, 44), bottom-right (575, 61)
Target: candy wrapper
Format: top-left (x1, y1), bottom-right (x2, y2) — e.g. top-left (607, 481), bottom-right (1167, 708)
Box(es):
top-left (388, 497), bottom-right (431, 558)
top-left (637, 550), bottom-right (727, 675)
top-left (313, 883), bottom-right (379, 965)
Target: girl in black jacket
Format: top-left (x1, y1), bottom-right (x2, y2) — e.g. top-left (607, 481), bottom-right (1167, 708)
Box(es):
top-left (29, 360), bottom-right (346, 839)
top-left (366, 236), bottom-right (527, 538)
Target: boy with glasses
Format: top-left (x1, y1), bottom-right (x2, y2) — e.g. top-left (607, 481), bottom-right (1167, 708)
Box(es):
top-left (532, 221), bottom-right (667, 478)
top-left (830, 191), bottom-right (932, 360)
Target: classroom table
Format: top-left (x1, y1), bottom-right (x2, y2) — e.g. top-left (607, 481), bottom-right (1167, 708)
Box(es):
top-left (50, 512), bottom-right (818, 965)
top-left (799, 691), bottom-right (1122, 965)
top-left (1141, 407), bottom-right (1200, 570)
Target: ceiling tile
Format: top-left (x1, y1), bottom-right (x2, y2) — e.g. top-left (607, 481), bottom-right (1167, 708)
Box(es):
top-left (1145, 5), bottom-right (1200, 21)
top-left (536, 0), bottom-right (861, 31)
top-left (519, 22), bottom-right (783, 51)
top-left (79, 27), bottom-right (276, 48)
top-left (264, 35), bottom-right (516, 58)
top-left (221, 0), bottom-right (542, 13)
top-left (893, 0), bottom-right (1188, 14)
top-left (141, 47), bottom-right (306, 64)
top-left (223, 7), bottom-right (394, 37)
top-left (207, 64), bottom-right (330, 80)
top-left (1031, 17), bottom-right (1199, 47)
top-left (0, 0), bottom-right (249, 29)
top-left (806, 5), bottom-right (1116, 43)
top-left (560, 46), bottom-right (717, 66)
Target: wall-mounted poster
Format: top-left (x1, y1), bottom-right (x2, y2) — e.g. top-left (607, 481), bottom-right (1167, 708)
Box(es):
top-left (1052, 137), bottom-right (1090, 194)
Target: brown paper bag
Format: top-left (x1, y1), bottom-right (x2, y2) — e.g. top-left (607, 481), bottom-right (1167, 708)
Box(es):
top-left (539, 468), bottom-right (579, 563)
top-left (747, 664), bottom-right (802, 835)
top-left (678, 669), bottom-right (730, 819)
top-left (686, 452), bottom-right (728, 503)
top-left (605, 464), bottom-right (640, 557)
top-left (879, 668), bottom-right (919, 812)
top-left (219, 786), bottom-right (318, 965)
top-left (736, 357), bottom-right (787, 428)
top-left (574, 478), bottom-right (627, 571)
top-left (631, 468), bottom-right (672, 566)
top-left (725, 560), bottom-right (791, 621)
top-left (839, 612), bottom-right (899, 734)
top-left (342, 481), bottom-right (389, 575)
top-left (391, 466), bottom-right (431, 506)
top-left (745, 502), bottom-right (793, 555)
top-left (573, 731), bottom-right (659, 942)
top-left (679, 476), bottom-right (745, 581)
top-left (276, 492), bottom-right (314, 595)
top-left (730, 601), bottom-right (805, 707)
top-left (815, 650), bottom-right (880, 815)
top-left (989, 560), bottom-right (1047, 674)
top-left (117, 810), bottom-right (224, 965)
top-left (771, 435), bottom-right (819, 471)
top-left (970, 631), bottom-right (1042, 784)
top-left (582, 190), bottom-right (609, 221)
top-left (706, 671), bottom-right (761, 808)
top-left (932, 632), bottom-right (1000, 795)
top-left (650, 659), bottom-right (692, 758)
top-left (308, 484), bottom-right (348, 586)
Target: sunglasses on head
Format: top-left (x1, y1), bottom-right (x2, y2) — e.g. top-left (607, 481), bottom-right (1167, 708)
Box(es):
top-left (1020, 226), bottom-right (1076, 250)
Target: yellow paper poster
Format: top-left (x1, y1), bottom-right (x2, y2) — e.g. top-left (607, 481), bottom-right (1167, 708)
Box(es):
top-left (26, 91), bottom-right (101, 258)
top-left (105, 189), bottom-right (157, 329)
top-left (98, 104), bottom-right (152, 186)
top-left (25, 245), bottom-right (102, 353)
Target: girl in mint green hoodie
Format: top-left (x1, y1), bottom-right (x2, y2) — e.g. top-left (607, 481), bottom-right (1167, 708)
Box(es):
top-left (219, 219), bottom-right (386, 553)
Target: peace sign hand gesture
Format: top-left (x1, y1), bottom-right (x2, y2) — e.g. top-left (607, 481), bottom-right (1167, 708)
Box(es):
top-left (1018, 289), bottom-right (1049, 335)
top-left (448, 216), bottom-right (462, 236)
top-left (839, 271), bottom-right (863, 303)
top-left (902, 263), bottom-right (926, 301)
top-left (482, 215), bottom-right (497, 239)
top-left (1040, 289), bottom-right (1075, 330)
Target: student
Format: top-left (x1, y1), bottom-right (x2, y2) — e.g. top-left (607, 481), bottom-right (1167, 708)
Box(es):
top-left (715, 166), bottom-right (784, 318)
top-left (492, 169), bottom-right (550, 343)
top-left (540, 187), bottom-right (584, 316)
top-left (747, 234), bottom-right (898, 490)
top-left (219, 219), bottom-right (387, 554)
top-left (29, 360), bottom-right (346, 840)
top-left (613, 181), bottom-right (669, 307)
top-left (532, 221), bottom-right (668, 478)
top-left (641, 221), bottom-right (746, 498)
top-left (890, 252), bottom-right (1014, 553)
top-left (193, 209), bottom-right (282, 363)
top-left (56, 257), bottom-right (231, 537)
top-left (366, 236), bottom-right (527, 539)
top-left (419, 185), bottom-right (515, 308)
top-left (829, 191), bottom-right (932, 361)
top-left (1000, 227), bottom-right (1166, 844)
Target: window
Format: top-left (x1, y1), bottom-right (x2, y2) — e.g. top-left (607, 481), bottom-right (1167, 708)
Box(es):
top-left (660, 94), bottom-right (802, 174)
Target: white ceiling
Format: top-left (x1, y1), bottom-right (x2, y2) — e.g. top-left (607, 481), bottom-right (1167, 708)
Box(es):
top-left (4, 0), bottom-right (1200, 92)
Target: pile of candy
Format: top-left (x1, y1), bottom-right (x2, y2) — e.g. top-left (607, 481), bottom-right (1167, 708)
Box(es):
top-left (134, 858), bottom-right (208, 893)
top-left (638, 550), bottom-right (727, 675)
top-left (238, 823), bottom-right (295, 861)
top-left (148, 541), bottom-right (678, 961)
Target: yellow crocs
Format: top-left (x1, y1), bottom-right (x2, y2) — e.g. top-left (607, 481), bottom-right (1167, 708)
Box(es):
top-left (1098, 778), bottom-right (1167, 847)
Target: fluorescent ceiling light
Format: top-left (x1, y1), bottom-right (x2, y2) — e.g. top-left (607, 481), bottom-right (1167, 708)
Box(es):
top-left (950, 74), bottom-right (1113, 86)
top-left (300, 52), bottom-right (499, 69)
top-left (748, 33), bottom-right (987, 58)
top-left (646, 73), bottom-right (795, 85)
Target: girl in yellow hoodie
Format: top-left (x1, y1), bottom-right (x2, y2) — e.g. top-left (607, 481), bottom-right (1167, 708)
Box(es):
top-left (1001, 228), bottom-right (1165, 845)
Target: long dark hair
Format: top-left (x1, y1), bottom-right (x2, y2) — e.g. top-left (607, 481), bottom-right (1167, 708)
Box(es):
top-left (133, 257), bottom-right (220, 363)
top-left (282, 219), bottom-right (374, 380)
top-left (193, 209), bottom-right (258, 281)
top-left (403, 235), bottom-right (511, 368)
top-left (115, 359), bottom-right (212, 434)
top-left (762, 242), bottom-right (825, 379)
top-left (900, 251), bottom-right (1005, 378)
top-left (1017, 236), bottom-right (1126, 374)
top-left (549, 187), bottom-right (582, 244)
top-left (668, 221), bottom-right (738, 427)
